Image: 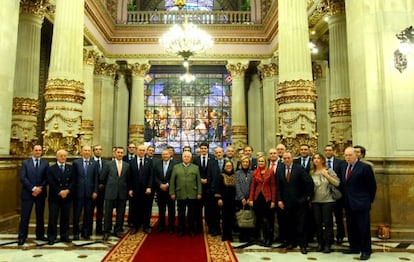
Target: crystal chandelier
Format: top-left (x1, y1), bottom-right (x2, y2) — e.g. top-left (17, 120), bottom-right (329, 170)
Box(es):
top-left (394, 26), bottom-right (414, 73)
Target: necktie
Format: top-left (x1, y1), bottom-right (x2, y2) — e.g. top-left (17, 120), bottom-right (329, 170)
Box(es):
top-left (139, 158), bottom-right (143, 170)
top-left (219, 160), bottom-right (223, 170)
top-left (84, 160), bottom-right (89, 174)
top-left (346, 164), bottom-right (352, 181)
top-left (302, 158), bottom-right (306, 167)
top-left (97, 159), bottom-right (101, 170)
top-left (270, 161), bottom-right (276, 173)
top-left (35, 159), bottom-right (39, 168)
top-left (163, 161), bottom-right (168, 177)
top-left (278, 158), bottom-right (283, 163)
top-left (117, 161), bottom-right (122, 176)
top-left (60, 165), bottom-right (64, 173)
top-left (286, 166), bottom-right (291, 183)
top-left (327, 159), bottom-right (332, 169)
top-left (202, 156), bottom-right (206, 168)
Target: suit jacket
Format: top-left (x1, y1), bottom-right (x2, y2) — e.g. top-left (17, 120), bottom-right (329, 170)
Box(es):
top-left (100, 160), bottom-right (130, 200)
top-left (193, 155), bottom-right (220, 195)
top-left (236, 157), bottom-right (257, 171)
top-left (248, 168), bottom-right (276, 203)
top-left (129, 157), bottom-right (153, 196)
top-left (20, 158), bottom-right (49, 200)
top-left (341, 160), bottom-right (376, 211)
top-left (47, 163), bottom-right (75, 203)
top-left (293, 157), bottom-right (312, 174)
top-left (153, 158), bottom-right (179, 189)
top-left (123, 154), bottom-right (136, 162)
top-left (276, 163), bottom-right (314, 209)
top-left (72, 158), bottom-right (98, 199)
top-left (169, 163), bottom-right (202, 200)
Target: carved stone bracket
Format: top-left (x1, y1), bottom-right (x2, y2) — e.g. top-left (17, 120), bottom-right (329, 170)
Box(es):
top-left (276, 80), bottom-right (317, 105)
top-left (44, 78), bottom-right (85, 104)
top-left (128, 63), bottom-right (151, 77)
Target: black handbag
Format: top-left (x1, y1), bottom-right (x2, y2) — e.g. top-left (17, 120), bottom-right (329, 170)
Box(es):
top-left (235, 207), bottom-right (256, 228)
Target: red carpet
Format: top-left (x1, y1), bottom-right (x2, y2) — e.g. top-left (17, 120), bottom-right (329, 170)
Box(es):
top-left (102, 220), bottom-right (238, 262)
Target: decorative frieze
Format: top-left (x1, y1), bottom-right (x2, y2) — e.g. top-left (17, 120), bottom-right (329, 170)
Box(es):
top-left (276, 80), bottom-right (317, 105)
top-left (44, 78), bottom-right (85, 104)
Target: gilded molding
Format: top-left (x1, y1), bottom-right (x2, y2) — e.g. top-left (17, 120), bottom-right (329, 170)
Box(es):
top-left (276, 80), bottom-right (317, 105)
top-left (81, 120), bottom-right (94, 131)
top-left (277, 134), bottom-right (318, 156)
top-left (43, 130), bottom-right (81, 155)
top-left (258, 63), bottom-right (279, 78)
top-left (44, 79), bottom-right (85, 104)
top-left (226, 63), bottom-right (248, 77)
top-left (312, 63), bottom-right (323, 79)
top-left (128, 63), bottom-right (151, 77)
top-left (328, 0), bottom-right (345, 16)
top-left (45, 105), bottom-right (83, 113)
top-left (20, 0), bottom-right (54, 17)
top-left (83, 48), bottom-right (100, 65)
top-left (279, 107), bottom-right (316, 114)
top-left (231, 125), bottom-right (247, 136)
top-left (329, 98), bottom-right (351, 117)
top-left (129, 124), bottom-right (145, 134)
top-left (12, 97), bottom-right (39, 116)
top-left (94, 62), bottom-right (118, 76)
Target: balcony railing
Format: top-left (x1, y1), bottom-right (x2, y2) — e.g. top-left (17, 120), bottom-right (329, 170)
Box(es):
top-left (126, 10), bottom-right (252, 25)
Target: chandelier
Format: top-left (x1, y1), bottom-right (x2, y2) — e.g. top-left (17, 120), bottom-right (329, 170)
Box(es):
top-left (394, 26), bottom-right (414, 73)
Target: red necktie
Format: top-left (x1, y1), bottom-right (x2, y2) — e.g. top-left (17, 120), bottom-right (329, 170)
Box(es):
top-left (346, 164), bottom-right (352, 181)
top-left (286, 166), bottom-right (291, 183)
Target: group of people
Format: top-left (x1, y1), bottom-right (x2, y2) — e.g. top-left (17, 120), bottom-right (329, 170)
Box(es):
top-left (17, 142), bottom-right (376, 260)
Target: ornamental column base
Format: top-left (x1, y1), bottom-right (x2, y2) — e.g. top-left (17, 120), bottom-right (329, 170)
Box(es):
top-left (129, 124), bottom-right (144, 145)
top-left (329, 98), bottom-right (352, 157)
top-left (231, 125), bottom-right (247, 150)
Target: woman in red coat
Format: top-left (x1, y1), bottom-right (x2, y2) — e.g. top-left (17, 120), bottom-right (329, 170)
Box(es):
top-left (248, 154), bottom-right (276, 247)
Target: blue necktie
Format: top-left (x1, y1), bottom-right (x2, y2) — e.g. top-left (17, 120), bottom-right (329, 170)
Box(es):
top-left (84, 160), bottom-right (89, 175)
top-left (327, 159), bottom-right (332, 169)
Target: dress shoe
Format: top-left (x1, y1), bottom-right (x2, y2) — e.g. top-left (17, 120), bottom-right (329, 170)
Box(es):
top-left (95, 229), bottom-right (103, 235)
top-left (323, 246), bottom-right (331, 253)
top-left (61, 237), bottom-right (71, 243)
top-left (17, 239), bottom-right (25, 246)
top-left (300, 247), bottom-right (308, 254)
top-left (277, 243), bottom-right (288, 248)
top-left (143, 227), bottom-right (151, 234)
top-left (73, 235), bottom-right (80, 240)
top-left (262, 239), bottom-right (272, 247)
top-left (82, 235), bottom-right (91, 240)
top-left (48, 240), bottom-right (55, 245)
top-left (343, 249), bottom-right (359, 254)
top-left (103, 233), bottom-right (109, 241)
top-left (360, 252), bottom-right (371, 260)
top-left (130, 228), bottom-right (138, 235)
top-left (36, 236), bottom-right (48, 241)
top-left (116, 232), bottom-right (124, 238)
top-left (336, 237), bottom-right (344, 244)
top-left (286, 244), bottom-right (294, 250)
top-left (316, 244), bottom-right (323, 252)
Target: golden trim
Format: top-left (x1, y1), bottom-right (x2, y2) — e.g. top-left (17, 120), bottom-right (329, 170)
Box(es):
top-left (129, 124), bottom-right (145, 134)
top-left (12, 97), bottom-right (39, 116)
top-left (279, 108), bottom-right (316, 113)
top-left (276, 80), bottom-right (317, 105)
top-left (81, 120), bottom-right (94, 131)
top-left (44, 79), bottom-right (85, 104)
top-left (45, 105), bottom-right (83, 113)
top-left (231, 125), bottom-right (247, 136)
top-left (128, 63), bottom-right (151, 77)
top-left (329, 98), bottom-right (351, 117)
top-left (44, 113), bottom-right (81, 124)
top-left (258, 63), bottom-right (279, 78)
top-left (20, 0), bottom-right (54, 17)
top-left (277, 133), bottom-right (318, 156)
top-left (94, 62), bottom-right (118, 76)
top-left (226, 63), bottom-right (248, 77)
top-left (83, 48), bottom-right (100, 65)
top-left (328, 0), bottom-right (346, 16)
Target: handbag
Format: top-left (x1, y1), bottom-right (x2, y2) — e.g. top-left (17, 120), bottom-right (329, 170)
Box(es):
top-left (328, 183), bottom-right (342, 200)
top-left (236, 207), bottom-right (256, 228)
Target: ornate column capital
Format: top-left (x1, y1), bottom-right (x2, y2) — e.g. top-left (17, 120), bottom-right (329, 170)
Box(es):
top-left (258, 63), bottom-right (279, 78)
top-left (276, 80), bottom-right (317, 105)
top-left (94, 62), bottom-right (118, 77)
top-left (83, 48), bottom-right (100, 66)
top-left (328, 0), bottom-right (345, 16)
top-left (128, 63), bottom-right (151, 77)
top-left (226, 62), bottom-right (248, 77)
top-left (20, 0), bottom-right (54, 17)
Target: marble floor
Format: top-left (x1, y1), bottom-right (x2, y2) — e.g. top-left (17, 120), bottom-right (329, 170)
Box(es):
top-left (1, 230), bottom-right (413, 262)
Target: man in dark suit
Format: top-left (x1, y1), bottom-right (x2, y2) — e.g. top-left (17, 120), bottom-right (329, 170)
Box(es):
top-left (72, 145), bottom-right (98, 240)
top-left (170, 151), bottom-right (202, 236)
top-left (293, 144), bottom-right (314, 244)
top-left (324, 144), bottom-right (346, 244)
top-left (47, 149), bottom-right (74, 245)
top-left (123, 143), bottom-right (137, 161)
top-left (153, 149), bottom-right (178, 233)
top-left (92, 144), bottom-right (106, 235)
top-left (17, 144), bottom-right (49, 245)
top-left (342, 147), bottom-right (376, 261)
top-left (192, 142), bottom-right (220, 235)
top-left (128, 144), bottom-right (153, 234)
top-left (101, 147), bottom-right (131, 241)
top-left (276, 151), bottom-right (314, 254)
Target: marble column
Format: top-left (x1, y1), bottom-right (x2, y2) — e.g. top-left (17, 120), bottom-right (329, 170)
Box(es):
top-left (276, 0), bottom-right (317, 154)
top-left (128, 63), bottom-right (150, 145)
top-left (247, 73), bottom-right (263, 152)
top-left (10, 0), bottom-right (51, 155)
top-left (80, 47), bottom-right (99, 147)
top-left (327, 0), bottom-right (352, 156)
top-left (226, 61), bottom-right (248, 151)
top-left (93, 62), bottom-right (117, 157)
top-left (258, 62), bottom-right (279, 151)
top-left (43, 0), bottom-right (85, 155)
top-left (313, 61), bottom-right (330, 151)
top-left (113, 72), bottom-right (129, 148)
top-left (0, 0), bottom-right (19, 155)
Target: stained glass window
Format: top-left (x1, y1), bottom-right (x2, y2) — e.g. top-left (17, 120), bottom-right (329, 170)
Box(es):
top-left (144, 70), bottom-right (232, 154)
top-left (165, 0), bottom-right (213, 11)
